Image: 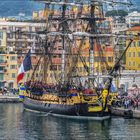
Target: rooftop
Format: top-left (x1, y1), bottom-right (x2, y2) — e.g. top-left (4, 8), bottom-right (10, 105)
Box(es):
top-left (127, 26), bottom-right (140, 31)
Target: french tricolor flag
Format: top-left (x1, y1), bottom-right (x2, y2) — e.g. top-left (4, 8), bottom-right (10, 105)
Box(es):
top-left (17, 50), bottom-right (32, 83)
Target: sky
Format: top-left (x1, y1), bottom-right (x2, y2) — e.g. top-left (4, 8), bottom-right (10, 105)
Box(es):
top-left (0, 0), bottom-right (139, 17)
top-left (131, 0), bottom-right (140, 11)
top-left (0, 0), bottom-right (44, 17)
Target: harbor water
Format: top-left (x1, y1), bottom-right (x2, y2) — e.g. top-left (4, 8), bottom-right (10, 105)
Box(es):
top-left (0, 104), bottom-right (140, 140)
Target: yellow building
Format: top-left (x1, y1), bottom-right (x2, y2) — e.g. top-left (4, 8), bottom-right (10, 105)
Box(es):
top-left (73, 38), bottom-right (114, 77)
top-left (0, 20), bottom-right (46, 89)
top-left (0, 29), bottom-right (7, 88)
top-left (5, 54), bottom-right (18, 89)
top-left (126, 26), bottom-right (140, 70)
top-left (32, 11), bottom-right (38, 20)
top-left (0, 9), bottom-right (115, 89)
top-left (0, 29), bottom-right (7, 53)
top-left (32, 9), bottom-right (52, 20)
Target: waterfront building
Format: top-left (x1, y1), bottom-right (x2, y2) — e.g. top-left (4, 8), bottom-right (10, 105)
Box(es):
top-left (125, 26), bottom-right (140, 70)
top-left (32, 11), bottom-right (39, 20)
top-left (5, 54), bottom-right (17, 89)
top-left (125, 11), bottom-right (140, 27)
top-left (0, 7), bottom-right (115, 89)
top-left (0, 20), bottom-right (46, 89)
top-left (32, 9), bottom-right (50, 20)
top-left (0, 28), bottom-right (8, 88)
top-left (32, 8), bottom-right (115, 82)
top-left (106, 0), bottom-right (129, 11)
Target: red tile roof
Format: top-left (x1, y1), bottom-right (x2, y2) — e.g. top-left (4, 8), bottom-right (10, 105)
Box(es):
top-left (127, 26), bottom-right (140, 31)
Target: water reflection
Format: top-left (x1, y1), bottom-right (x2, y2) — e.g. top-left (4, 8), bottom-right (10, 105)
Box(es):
top-left (0, 104), bottom-right (140, 140)
top-left (21, 111), bottom-right (112, 140)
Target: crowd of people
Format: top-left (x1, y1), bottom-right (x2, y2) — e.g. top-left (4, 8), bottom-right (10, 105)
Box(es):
top-left (113, 95), bottom-right (140, 110)
top-left (0, 87), bottom-right (18, 95)
top-left (22, 80), bottom-right (105, 96)
top-left (24, 81), bottom-right (58, 95)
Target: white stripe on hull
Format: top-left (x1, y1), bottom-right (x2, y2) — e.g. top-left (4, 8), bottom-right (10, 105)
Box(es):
top-left (24, 107), bottom-right (110, 121)
top-left (50, 113), bottom-right (110, 121)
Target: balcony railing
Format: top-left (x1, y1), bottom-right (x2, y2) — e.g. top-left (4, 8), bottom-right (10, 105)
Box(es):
top-left (0, 69), bottom-right (5, 73)
top-left (0, 61), bottom-right (7, 66)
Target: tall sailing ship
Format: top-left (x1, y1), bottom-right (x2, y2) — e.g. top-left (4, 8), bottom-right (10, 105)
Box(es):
top-left (18, 0), bottom-right (133, 120)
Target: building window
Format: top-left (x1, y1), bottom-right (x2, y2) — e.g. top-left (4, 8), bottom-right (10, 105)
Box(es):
top-left (0, 67), bottom-right (4, 71)
top-left (133, 61), bottom-right (135, 66)
top-left (138, 64), bottom-right (140, 68)
top-left (129, 52), bottom-right (131, 57)
top-left (138, 41), bottom-right (140, 47)
top-left (133, 42), bottom-right (136, 47)
top-left (87, 57), bottom-right (89, 62)
top-left (50, 73), bottom-right (54, 78)
top-left (0, 56), bottom-right (4, 62)
top-left (108, 57), bottom-right (113, 62)
top-left (53, 55), bottom-right (57, 58)
top-left (7, 33), bottom-right (13, 39)
top-left (129, 61), bottom-right (131, 66)
top-left (58, 65), bottom-right (61, 71)
top-left (102, 57), bottom-right (106, 62)
top-left (138, 52), bottom-right (140, 57)
top-left (9, 26), bottom-right (13, 31)
top-left (36, 73), bottom-right (38, 77)
top-left (0, 32), bottom-right (3, 39)
top-left (12, 73), bottom-right (16, 78)
top-left (58, 54), bottom-right (61, 58)
top-left (133, 52), bottom-right (135, 57)
top-left (18, 42), bottom-right (22, 47)
top-left (50, 65), bottom-right (57, 71)
top-left (29, 26), bottom-right (32, 32)
top-left (0, 74), bottom-right (4, 80)
top-left (10, 56), bottom-right (16, 61)
top-left (58, 46), bottom-right (62, 50)
top-left (10, 65), bottom-right (16, 69)
top-left (94, 56), bottom-right (100, 62)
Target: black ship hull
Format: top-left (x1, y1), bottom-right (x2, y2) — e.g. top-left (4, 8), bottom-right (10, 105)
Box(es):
top-left (23, 97), bottom-right (110, 120)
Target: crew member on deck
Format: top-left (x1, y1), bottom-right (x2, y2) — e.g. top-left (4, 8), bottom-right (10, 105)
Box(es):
top-left (102, 89), bottom-right (108, 105)
top-left (19, 82), bottom-right (26, 101)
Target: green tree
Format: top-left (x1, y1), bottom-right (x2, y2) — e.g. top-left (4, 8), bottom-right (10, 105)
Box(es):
top-left (105, 10), bottom-right (128, 17)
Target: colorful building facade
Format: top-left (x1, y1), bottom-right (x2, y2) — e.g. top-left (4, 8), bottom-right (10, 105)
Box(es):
top-left (126, 26), bottom-right (140, 70)
top-left (0, 7), bottom-right (115, 89)
top-left (0, 20), bottom-right (46, 89)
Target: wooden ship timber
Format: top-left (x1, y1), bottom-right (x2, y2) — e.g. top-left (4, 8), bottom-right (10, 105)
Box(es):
top-left (20, 0), bottom-right (133, 120)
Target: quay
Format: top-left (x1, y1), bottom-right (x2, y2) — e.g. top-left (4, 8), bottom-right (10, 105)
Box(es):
top-left (111, 107), bottom-right (140, 119)
top-left (0, 95), bottom-right (21, 103)
top-left (1, 94), bottom-right (140, 119)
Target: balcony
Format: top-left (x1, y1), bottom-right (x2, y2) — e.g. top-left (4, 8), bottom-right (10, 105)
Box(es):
top-left (7, 38), bottom-right (16, 42)
top-left (0, 68), bottom-right (6, 73)
top-left (0, 61), bottom-right (6, 66)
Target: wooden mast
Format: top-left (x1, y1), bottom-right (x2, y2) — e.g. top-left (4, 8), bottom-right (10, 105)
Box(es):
top-left (89, 1), bottom-right (96, 88)
top-left (61, 1), bottom-right (67, 85)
